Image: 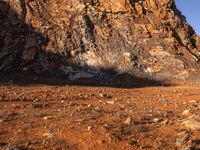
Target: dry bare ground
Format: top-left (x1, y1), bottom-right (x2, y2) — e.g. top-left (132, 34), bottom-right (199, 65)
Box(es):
top-left (0, 73), bottom-right (200, 150)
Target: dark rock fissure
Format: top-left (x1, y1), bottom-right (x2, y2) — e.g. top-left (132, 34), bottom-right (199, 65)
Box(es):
top-left (0, 0), bottom-right (200, 81)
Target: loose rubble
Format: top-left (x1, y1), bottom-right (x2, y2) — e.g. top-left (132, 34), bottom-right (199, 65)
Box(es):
top-left (0, 74), bottom-right (200, 149)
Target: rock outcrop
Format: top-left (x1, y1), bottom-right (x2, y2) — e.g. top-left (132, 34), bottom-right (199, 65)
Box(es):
top-left (0, 0), bottom-right (200, 80)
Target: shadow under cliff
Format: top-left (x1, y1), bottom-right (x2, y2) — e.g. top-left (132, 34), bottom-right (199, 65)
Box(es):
top-left (0, 1), bottom-right (171, 88)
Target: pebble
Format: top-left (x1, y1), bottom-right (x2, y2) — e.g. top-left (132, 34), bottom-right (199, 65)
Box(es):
top-left (43, 132), bottom-right (53, 138)
top-left (128, 140), bottom-right (138, 146)
top-left (124, 116), bottom-right (132, 125)
top-left (99, 93), bottom-right (106, 97)
top-left (182, 109), bottom-right (191, 116)
top-left (99, 93), bottom-right (112, 99)
top-left (181, 119), bottom-right (200, 131)
top-left (153, 118), bottom-right (160, 123)
top-left (189, 100), bottom-right (197, 104)
top-left (106, 100), bottom-right (115, 104)
top-left (43, 116), bottom-right (52, 120)
top-left (175, 132), bottom-right (190, 147)
top-left (162, 119), bottom-right (169, 125)
top-left (183, 147), bottom-right (194, 150)
top-left (87, 126), bottom-right (92, 131)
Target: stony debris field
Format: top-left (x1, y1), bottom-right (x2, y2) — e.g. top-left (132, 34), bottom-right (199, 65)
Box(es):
top-left (0, 74), bottom-right (200, 150)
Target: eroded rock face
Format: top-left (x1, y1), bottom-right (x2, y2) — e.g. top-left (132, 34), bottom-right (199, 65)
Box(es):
top-left (0, 0), bottom-right (200, 80)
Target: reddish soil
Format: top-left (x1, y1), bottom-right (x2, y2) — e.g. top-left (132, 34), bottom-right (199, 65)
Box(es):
top-left (0, 73), bottom-right (200, 150)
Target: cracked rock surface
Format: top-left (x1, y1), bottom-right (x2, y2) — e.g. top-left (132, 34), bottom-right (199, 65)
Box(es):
top-left (1, 0), bottom-right (200, 80)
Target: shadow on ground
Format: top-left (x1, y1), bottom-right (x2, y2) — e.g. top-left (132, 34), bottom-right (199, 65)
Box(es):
top-left (0, 72), bottom-right (171, 88)
top-left (0, 1), bottom-right (171, 88)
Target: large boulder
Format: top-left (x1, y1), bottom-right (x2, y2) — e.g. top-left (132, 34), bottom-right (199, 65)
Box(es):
top-left (0, 0), bottom-right (200, 80)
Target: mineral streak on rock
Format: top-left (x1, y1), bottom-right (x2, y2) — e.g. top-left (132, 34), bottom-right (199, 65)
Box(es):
top-left (0, 0), bottom-right (200, 80)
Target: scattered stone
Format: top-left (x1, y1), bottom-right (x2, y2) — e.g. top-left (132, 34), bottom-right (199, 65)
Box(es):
top-left (43, 116), bottom-right (52, 120)
top-left (162, 119), bottom-right (169, 125)
top-left (189, 100), bottom-right (197, 104)
top-left (175, 132), bottom-right (190, 147)
top-left (43, 132), bottom-right (53, 138)
top-left (87, 104), bottom-right (92, 108)
top-left (87, 126), bottom-right (92, 131)
top-left (99, 93), bottom-right (105, 97)
top-left (124, 116), bottom-right (132, 125)
top-left (153, 118), bottom-right (160, 123)
top-left (25, 141), bottom-right (31, 146)
top-left (99, 140), bottom-right (106, 144)
top-left (99, 93), bottom-right (112, 99)
top-left (182, 109), bottom-right (191, 116)
top-left (192, 139), bottom-right (200, 146)
top-left (106, 100), bottom-right (115, 104)
top-left (181, 119), bottom-right (200, 131)
top-left (182, 147), bottom-right (195, 150)
top-left (128, 140), bottom-right (138, 146)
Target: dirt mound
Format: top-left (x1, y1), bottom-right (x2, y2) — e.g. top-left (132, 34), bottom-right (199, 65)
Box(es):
top-left (1, 0), bottom-right (200, 80)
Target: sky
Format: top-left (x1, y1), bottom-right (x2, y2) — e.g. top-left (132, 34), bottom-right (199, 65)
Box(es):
top-left (175, 0), bottom-right (200, 36)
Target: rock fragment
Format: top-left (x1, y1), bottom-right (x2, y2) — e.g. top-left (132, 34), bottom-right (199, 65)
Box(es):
top-left (181, 119), bottom-right (200, 131)
top-left (124, 116), bottom-right (132, 125)
top-left (175, 132), bottom-right (190, 147)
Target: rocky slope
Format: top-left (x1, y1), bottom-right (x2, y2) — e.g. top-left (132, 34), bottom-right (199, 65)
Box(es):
top-left (1, 0), bottom-right (200, 80)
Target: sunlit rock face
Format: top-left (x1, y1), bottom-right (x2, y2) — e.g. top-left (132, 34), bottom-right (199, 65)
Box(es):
top-left (0, 0), bottom-right (200, 80)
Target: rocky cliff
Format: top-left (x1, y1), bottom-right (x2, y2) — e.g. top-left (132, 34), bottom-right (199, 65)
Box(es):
top-left (1, 0), bottom-right (200, 80)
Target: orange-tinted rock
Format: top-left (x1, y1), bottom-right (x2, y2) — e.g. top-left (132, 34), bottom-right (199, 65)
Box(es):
top-left (99, 0), bottom-right (129, 13)
top-left (0, 0), bottom-right (200, 80)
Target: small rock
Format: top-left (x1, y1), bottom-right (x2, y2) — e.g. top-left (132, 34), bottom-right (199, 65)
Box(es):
top-left (162, 119), bottom-right (169, 124)
top-left (25, 141), bottom-right (31, 146)
top-left (94, 106), bottom-right (102, 112)
top-left (189, 100), bottom-right (197, 104)
top-left (124, 116), bottom-right (132, 125)
top-left (99, 93), bottom-right (105, 97)
top-left (192, 139), bottom-right (200, 146)
top-left (181, 119), bottom-right (200, 131)
top-left (43, 132), bottom-right (53, 138)
top-left (106, 100), bottom-right (115, 104)
top-left (175, 132), bottom-right (190, 147)
top-left (153, 118), bottom-right (160, 123)
top-left (182, 109), bottom-right (191, 116)
top-left (87, 126), bottom-right (92, 131)
top-left (43, 116), bottom-right (52, 120)
top-left (99, 93), bottom-right (112, 99)
top-left (182, 147), bottom-right (194, 150)
top-left (99, 140), bottom-right (106, 144)
top-left (128, 140), bottom-right (138, 146)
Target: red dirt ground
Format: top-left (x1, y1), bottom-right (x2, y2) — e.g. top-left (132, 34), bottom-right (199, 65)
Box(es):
top-left (0, 73), bottom-right (200, 150)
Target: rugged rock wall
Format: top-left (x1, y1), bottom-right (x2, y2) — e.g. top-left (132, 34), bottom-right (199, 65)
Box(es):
top-left (1, 0), bottom-right (200, 80)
